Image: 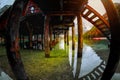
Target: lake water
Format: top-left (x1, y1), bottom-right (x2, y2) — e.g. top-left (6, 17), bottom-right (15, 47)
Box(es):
top-left (58, 38), bottom-right (120, 79)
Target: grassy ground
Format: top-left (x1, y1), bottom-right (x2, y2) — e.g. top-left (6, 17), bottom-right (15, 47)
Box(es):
top-left (1, 39), bottom-right (119, 80)
top-left (0, 44), bottom-right (73, 80)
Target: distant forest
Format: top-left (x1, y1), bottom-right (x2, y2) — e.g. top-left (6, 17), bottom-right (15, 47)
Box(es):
top-left (83, 3), bottom-right (120, 38)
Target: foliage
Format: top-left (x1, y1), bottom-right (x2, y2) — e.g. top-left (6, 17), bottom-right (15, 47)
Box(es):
top-left (83, 26), bottom-right (104, 38)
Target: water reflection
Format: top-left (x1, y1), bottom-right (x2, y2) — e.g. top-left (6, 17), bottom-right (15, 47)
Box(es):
top-left (79, 44), bottom-right (103, 78)
top-left (59, 39), bottom-right (106, 79)
top-left (68, 41), bottom-right (105, 79)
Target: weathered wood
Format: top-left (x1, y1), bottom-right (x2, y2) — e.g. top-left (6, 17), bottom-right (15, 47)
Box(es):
top-left (53, 33), bottom-right (56, 40)
top-left (41, 34), bottom-right (44, 50)
top-left (77, 14), bottom-right (83, 58)
top-left (67, 30), bottom-right (69, 45)
top-left (22, 35), bottom-right (25, 49)
top-left (29, 32), bottom-right (33, 48)
top-left (72, 26), bottom-right (75, 50)
top-left (5, 0), bottom-right (29, 80)
top-left (36, 35), bottom-right (38, 49)
top-left (44, 15), bottom-right (50, 57)
top-left (101, 0), bottom-right (120, 80)
top-left (46, 11), bottom-right (80, 16)
top-left (19, 33), bottom-right (22, 48)
top-left (64, 31), bottom-right (67, 44)
top-left (81, 4), bottom-right (110, 40)
top-left (49, 26), bottom-right (53, 50)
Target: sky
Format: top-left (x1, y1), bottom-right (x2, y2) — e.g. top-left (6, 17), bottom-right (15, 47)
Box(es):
top-left (0, 0), bottom-right (14, 8)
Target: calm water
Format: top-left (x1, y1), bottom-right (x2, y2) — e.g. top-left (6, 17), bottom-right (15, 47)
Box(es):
top-left (59, 39), bottom-right (109, 79)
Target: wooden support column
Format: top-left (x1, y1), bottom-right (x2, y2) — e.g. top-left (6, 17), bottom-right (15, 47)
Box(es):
top-left (26, 21), bottom-right (33, 49)
top-left (5, 0), bottom-right (29, 80)
top-left (53, 33), bottom-right (56, 40)
top-left (72, 26), bottom-right (75, 50)
top-left (67, 30), bottom-right (69, 45)
top-left (29, 31), bottom-right (33, 49)
top-left (36, 35), bottom-right (38, 49)
top-left (22, 35), bottom-right (24, 48)
top-left (77, 14), bottom-right (83, 58)
top-left (44, 15), bottom-right (50, 57)
top-left (19, 33), bottom-right (22, 48)
top-left (41, 34), bottom-right (44, 50)
top-left (49, 27), bottom-right (52, 50)
top-left (0, 37), bottom-right (1, 45)
top-left (101, 0), bottom-right (120, 80)
top-left (64, 31), bottom-right (67, 44)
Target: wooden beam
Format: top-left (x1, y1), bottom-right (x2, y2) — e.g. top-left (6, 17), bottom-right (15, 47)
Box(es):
top-left (77, 14), bottom-right (83, 58)
top-left (101, 0), bottom-right (120, 80)
top-left (46, 11), bottom-right (80, 16)
top-left (44, 15), bottom-right (50, 57)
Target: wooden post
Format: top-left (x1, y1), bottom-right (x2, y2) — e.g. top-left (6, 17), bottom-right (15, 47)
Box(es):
top-left (41, 34), bottom-right (44, 50)
top-left (101, 0), bottom-right (120, 80)
top-left (44, 15), bottom-right (50, 57)
top-left (67, 30), bottom-right (69, 45)
top-left (54, 33), bottom-right (56, 40)
top-left (72, 26), bottom-right (75, 50)
top-left (5, 0), bottom-right (29, 80)
top-left (22, 35), bottom-right (24, 48)
top-left (49, 26), bottom-right (52, 50)
top-left (19, 33), bottom-right (22, 48)
top-left (64, 31), bottom-right (67, 44)
top-left (29, 31), bottom-right (33, 49)
top-left (77, 14), bottom-right (83, 58)
top-left (0, 37), bottom-right (1, 45)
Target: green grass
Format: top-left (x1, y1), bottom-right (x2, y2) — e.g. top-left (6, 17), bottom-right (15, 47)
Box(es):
top-left (0, 43), bottom-right (73, 80)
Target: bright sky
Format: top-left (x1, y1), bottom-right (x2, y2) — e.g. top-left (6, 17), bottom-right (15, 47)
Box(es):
top-left (0, 0), bottom-right (14, 8)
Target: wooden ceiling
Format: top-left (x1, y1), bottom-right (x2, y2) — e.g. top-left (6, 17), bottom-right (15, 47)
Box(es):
top-left (18, 0), bottom-right (88, 35)
top-left (20, 0), bottom-right (88, 35)
top-left (34, 0), bottom-right (88, 12)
